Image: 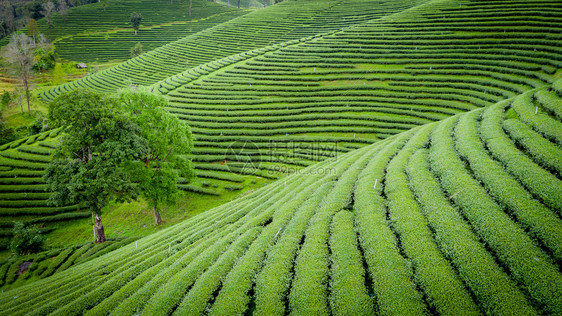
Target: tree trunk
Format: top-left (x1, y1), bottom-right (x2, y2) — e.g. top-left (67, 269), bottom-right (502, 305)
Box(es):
top-left (153, 206), bottom-right (162, 225)
top-left (264, 0), bottom-right (266, 7)
top-left (23, 75), bottom-right (32, 115)
top-left (189, 0), bottom-right (192, 16)
top-left (238, 0), bottom-right (240, 9)
top-left (92, 213), bottom-right (96, 241)
top-left (94, 214), bottom-right (106, 243)
top-left (134, 29), bottom-right (137, 35)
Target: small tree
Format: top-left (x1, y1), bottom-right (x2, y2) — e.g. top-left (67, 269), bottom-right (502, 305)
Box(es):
top-left (10, 222), bottom-right (45, 255)
top-left (42, 1), bottom-right (56, 33)
top-left (11, 87), bottom-right (25, 114)
top-left (58, 0), bottom-right (68, 22)
top-left (26, 18), bottom-right (40, 43)
top-left (1, 33), bottom-right (45, 114)
top-left (52, 63), bottom-right (65, 84)
top-left (130, 12), bottom-right (142, 35)
top-left (130, 41), bottom-right (143, 58)
top-left (33, 44), bottom-right (56, 73)
top-left (44, 89), bottom-right (149, 243)
top-left (1, 91), bottom-right (10, 108)
top-left (120, 89), bottom-right (194, 225)
top-left (0, 111), bottom-right (15, 145)
top-left (101, 0), bottom-right (107, 12)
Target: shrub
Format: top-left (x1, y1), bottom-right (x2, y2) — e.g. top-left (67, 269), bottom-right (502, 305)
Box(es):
top-left (1, 91), bottom-right (10, 109)
top-left (10, 222), bottom-right (45, 255)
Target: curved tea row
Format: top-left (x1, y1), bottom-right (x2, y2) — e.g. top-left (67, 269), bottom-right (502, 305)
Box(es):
top-left (1, 81), bottom-right (560, 315)
top-left (40, 0), bottom-right (429, 100)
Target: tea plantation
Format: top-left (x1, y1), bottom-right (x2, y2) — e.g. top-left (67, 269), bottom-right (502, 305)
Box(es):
top-left (0, 0), bottom-right (561, 314)
top-left (1, 80), bottom-right (561, 314)
top-left (0, 0), bottom-right (251, 63)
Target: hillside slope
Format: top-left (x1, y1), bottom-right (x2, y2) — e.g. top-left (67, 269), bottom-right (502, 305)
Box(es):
top-left (2, 0), bottom-right (560, 245)
top-left (41, 0), bottom-right (429, 99)
top-left (156, 0), bottom-right (561, 175)
top-left (1, 80), bottom-right (560, 315)
top-left (0, 0), bottom-right (249, 63)
top-left (39, 0), bottom-right (562, 177)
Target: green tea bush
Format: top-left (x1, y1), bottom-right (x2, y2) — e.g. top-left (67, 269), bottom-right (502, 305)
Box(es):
top-left (407, 148), bottom-right (534, 315)
top-left (10, 222), bottom-right (45, 255)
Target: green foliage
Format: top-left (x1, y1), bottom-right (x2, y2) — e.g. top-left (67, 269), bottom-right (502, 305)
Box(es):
top-left (0, 112), bottom-right (15, 145)
top-left (27, 113), bottom-right (49, 136)
top-left (44, 89), bottom-right (149, 214)
top-left (52, 63), bottom-right (66, 85)
top-left (130, 12), bottom-right (143, 34)
top-left (9, 222), bottom-right (45, 255)
top-left (1, 92), bottom-right (10, 109)
top-left (26, 19), bottom-right (40, 39)
top-left (385, 124), bottom-right (480, 315)
top-left (1, 1), bottom-right (562, 314)
top-left (119, 89), bottom-right (194, 220)
top-left (480, 99), bottom-right (562, 213)
top-left (406, 148), bottom-right (534, 315)
top-left (33, 45), bottom-right (57, 73)
top-left (328, 211), bottom-right (374, 315)
top-left (430, 114), bottom-right (562, 314)
top-left (130, 41), bottom-right (143, 58)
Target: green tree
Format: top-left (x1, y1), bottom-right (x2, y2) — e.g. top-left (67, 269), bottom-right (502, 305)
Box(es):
top-left (52, 63), bottom-right (65, 84)
top-left (58, 0), bottom-right (68, 22)
top-left (33, 44), bottom-right (56, 73)
top-left (10, 222), bottom-right (45, 255)
top-left (1, 33), bottom-right (47, 114)
top-left (130, 41), bottom-right (143, 58)
top-left (26, 18), bottom-right (40, 43)
top-left (1, 91), bottom-right (10, 108)
top-left (41, 1), bottom-right (56, 34)
top-left (0, 111), bottom-right (15, 145)
top-left (120, 89), bottom-right (194, 225)
top-left (44, 90), bottom-right (149, 243)
top-left (130, 12), bottom-right (142, 35)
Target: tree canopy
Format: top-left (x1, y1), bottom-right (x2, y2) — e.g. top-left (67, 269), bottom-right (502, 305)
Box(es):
top-left (44, 88), bottom-right (195, 240)
top-left (44, 89), bottom-right (149, 242)
top-left (120, 89), bottom-right (194, 224)
top-left (130, 41), bottom-right (143, 58)
top-left (130, 12), bottom-right (143, 35)
top-left (1, 32), bottom-right (48, 114)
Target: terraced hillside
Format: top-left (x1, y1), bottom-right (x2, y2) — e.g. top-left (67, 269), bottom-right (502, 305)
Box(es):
top-left (54, 10), bottom-right (248, 63)
top-left (41, 0), bottom-right (429, 99)
top-left (0, 237), bottom-right (137, 291)
top-left (1, 80), bottom-right (560, 315)
top-left (41, 0), bottom-right (562, 176)
top-left (3, 0), bottom-right (560, 240)
top-left (0, 0), bottom-right (249, 63)
top-left (0, 127), bottom-right (273, 240)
